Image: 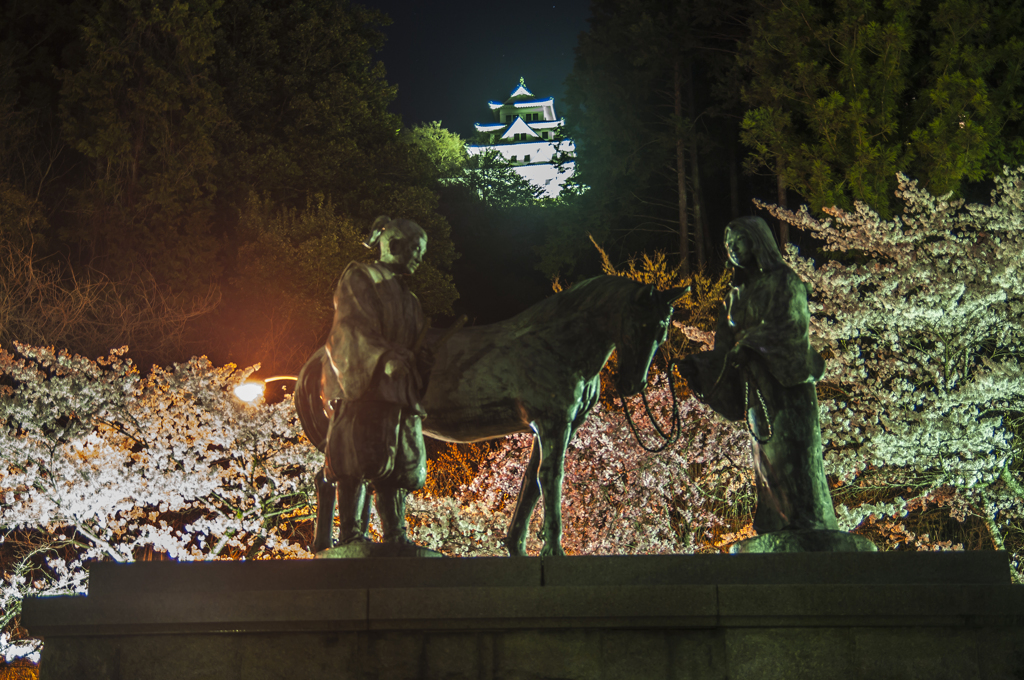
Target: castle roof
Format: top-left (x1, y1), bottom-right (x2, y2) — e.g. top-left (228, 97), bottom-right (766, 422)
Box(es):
top-left (487, 96), bottom-right (554, 110)
top-left (475, 117), bottom-right (565, 134)
top-left (508, 97), bottom-right (555, 108)
top-left (506, 78), bottom-right (534, 101)
top-left (499, 117), bottom-right (540, 141)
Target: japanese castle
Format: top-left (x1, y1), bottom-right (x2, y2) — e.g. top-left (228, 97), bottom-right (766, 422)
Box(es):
top-left (467, 78), bottom-right (576, 198)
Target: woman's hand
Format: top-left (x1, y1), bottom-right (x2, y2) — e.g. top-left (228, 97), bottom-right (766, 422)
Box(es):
top-left (383, 347), bottom-right (417, 380)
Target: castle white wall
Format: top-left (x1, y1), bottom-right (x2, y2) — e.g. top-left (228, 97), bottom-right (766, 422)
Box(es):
top-left (466, 139), bottom-right (576, 198)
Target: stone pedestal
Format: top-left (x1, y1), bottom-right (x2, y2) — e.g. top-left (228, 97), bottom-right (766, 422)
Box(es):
top-left (21, 551), bottom-right (1024, 680)
top-left (317, 542), bottom-right (443, 559)
top-left (730, 529), bottom-right (878, 553)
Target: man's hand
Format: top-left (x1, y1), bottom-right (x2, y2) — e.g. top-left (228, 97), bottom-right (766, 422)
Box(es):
top-left (416, 347), bottom-right (435, 378)
top-left (384, 357), bottom-right (409, 380)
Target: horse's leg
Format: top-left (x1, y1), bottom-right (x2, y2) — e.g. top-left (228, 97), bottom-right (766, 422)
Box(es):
top-left (504, 437), bottom-right (542, 557)
top-left (535, 421), bottom-right (571, 557)
top-left (311, 466), bottom-right (335, 553)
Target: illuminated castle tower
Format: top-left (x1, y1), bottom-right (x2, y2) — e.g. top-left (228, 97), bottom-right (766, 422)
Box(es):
top-left (467, 77), bottom-right (576, 198)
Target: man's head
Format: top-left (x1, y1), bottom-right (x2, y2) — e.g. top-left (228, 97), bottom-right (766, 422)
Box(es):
top-left (366, 216), bottom-right (428, 275)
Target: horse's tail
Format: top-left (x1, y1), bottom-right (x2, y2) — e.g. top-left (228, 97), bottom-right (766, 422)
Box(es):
top-left (296, 346), bottom-right (331, 453)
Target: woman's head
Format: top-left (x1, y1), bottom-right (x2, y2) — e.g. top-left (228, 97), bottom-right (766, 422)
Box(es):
top-left (365, 215), bottom-right (428, 275)
top-left (724, 217), bottom-right (784, 274)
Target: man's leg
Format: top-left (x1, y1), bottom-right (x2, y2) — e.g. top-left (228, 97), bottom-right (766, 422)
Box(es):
top-left (374, 411), bottom-right (424, 545)
top-left (376, 485), bottom-right (412, 544)
top-left (336, 475), bottom-right (371, 544)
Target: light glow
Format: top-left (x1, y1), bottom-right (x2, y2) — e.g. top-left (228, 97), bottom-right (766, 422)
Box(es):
top-left (233, 382), bottom-right (265, 402)
top-left (233, 375), bottom-right (298, 403)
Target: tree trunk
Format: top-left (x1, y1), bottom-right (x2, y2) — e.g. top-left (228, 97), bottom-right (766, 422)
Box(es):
top-left (674, 60), bottom-right (690, 277)
top-left (685, 63), bottom-right (705, 270)
top-left (776, 157), bottom-right (789, 246)
top-left (729, 132), bottom-right (740, 220)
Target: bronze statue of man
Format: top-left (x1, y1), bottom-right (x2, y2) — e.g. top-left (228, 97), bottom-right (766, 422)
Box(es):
top-left (323, 215), bottom-right (431, 546)
top-left (678, 216), bottom-right (839, 535)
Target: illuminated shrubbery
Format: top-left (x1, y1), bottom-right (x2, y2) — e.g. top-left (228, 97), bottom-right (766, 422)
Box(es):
top-left (407, 380), bottom-right (753, 558)
top-left (444, 386), bottom-right (753, 556)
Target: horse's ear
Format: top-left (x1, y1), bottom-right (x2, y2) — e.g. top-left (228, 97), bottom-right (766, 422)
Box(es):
top-left (633, 284), bottom-right (655, 303)
top-left (659, 286), bottom-right (690, 306)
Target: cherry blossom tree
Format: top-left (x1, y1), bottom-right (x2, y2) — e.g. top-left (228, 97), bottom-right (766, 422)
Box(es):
top-left (1, 344), bottom-right (320, 661)
top-left (761, 167), bottom-right (1024, 579)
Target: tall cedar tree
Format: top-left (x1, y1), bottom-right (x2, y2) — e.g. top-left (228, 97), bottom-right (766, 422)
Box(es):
top-left (741, 0), bottom-right (1024, 223)
top-left (0, 0), bottom-right (86, 248)
top-left (207, 0), bottom-right (458, 371)
top-left (556, 0), bottom-right (749, 277)
top-left (57, 0), bottom-right (225, 292)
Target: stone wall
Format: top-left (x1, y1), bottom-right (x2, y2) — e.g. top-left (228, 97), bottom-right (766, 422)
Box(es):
top-left (22, 552), bottom-right (1024, 679)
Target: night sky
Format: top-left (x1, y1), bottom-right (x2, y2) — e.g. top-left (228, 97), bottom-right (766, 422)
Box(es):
top-left (355, 0), bottom-right (592, 138)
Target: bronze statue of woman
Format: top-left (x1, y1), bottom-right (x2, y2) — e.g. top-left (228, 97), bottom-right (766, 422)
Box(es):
top-left (678, 217), bottom-right (839, 535)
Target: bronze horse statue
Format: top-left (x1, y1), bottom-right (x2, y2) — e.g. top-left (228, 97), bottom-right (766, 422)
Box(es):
top-left (295, 275), bottom-right (685, 556)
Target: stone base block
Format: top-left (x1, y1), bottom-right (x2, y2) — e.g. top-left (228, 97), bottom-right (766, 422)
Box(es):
top-left (730, 529), bottom-right (878, 553)
top-left (21, 552), bottom-right (1023, 680)
top-left (316, 542), bottom-right (442, 559)
top-left (35, 626), bottom-right (1024, 680)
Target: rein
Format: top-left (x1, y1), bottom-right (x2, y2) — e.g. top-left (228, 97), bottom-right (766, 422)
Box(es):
top-left (618, 357), bottom-right (753, 473)
top-left (617, 358), bottom-right (688, 453)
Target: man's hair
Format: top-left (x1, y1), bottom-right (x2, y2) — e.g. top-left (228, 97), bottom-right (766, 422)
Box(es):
top-left (364, 215), bottom-right (426, 249)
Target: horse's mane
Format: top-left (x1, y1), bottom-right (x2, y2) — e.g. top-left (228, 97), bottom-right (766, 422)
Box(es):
top-left (506, 276), bottom-right (642, 327)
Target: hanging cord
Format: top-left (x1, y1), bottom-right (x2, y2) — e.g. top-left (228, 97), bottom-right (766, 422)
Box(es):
top-left (743, 377), bottom-right (773, 443)
top-left (617, 359), bottom-right (684, 453)
top-left (618, 357), bottom-right (750, 473)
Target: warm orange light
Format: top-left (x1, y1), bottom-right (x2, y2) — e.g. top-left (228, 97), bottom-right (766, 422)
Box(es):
top-left (233, 382), bottom-right (265, 402)
top-left (233, 375), bottom-right (297, 404)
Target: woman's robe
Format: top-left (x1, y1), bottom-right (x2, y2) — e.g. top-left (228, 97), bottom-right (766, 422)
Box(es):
top-left (687, 262), bottom-right (837, 533)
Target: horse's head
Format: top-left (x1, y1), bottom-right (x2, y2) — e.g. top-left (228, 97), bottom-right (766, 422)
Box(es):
top-left (615, 284), bottom-right (688, 396)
